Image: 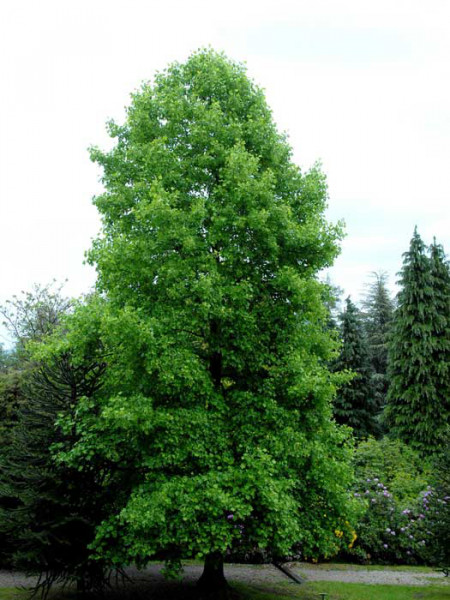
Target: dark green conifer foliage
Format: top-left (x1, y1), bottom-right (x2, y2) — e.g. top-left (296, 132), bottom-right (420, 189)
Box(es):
top-left (0, 286), bottom-right (116, 594)
top-left (362, 272), bottom-right (395, 415)
top-left (333, 297), bottom-right (377, 438)
top-left (386, 229), bottom-right (450, 454)
top-left (0, 351), bottom-right (115, 597)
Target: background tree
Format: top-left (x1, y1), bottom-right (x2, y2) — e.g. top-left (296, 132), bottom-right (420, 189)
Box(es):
top-left (59, 49), bottom-right (355, 598)
top-left (0, 282), bottom-right (72, 352)
top-left (0, 282), bottom-right (71, 468)
top-left (0, 350), bottom-right (26, 567)
top-left (385, 229), bottom-right (450, 454)
top-left (361, 272), bottom-right (395, 418)
top-left (0, 344), bottom-right (11, 371)
top-left (0, 286), bottom-right (117, 595)
top-left (332, 297), bottom-right (377, 438)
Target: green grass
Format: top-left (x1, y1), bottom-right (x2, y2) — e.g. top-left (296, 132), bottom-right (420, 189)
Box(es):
top-left (2, 581), bottom-right (450, 600)
top-left (0, 590), bottom-right (26, 600)
top-left (236, 581), bottom-right (450, 600)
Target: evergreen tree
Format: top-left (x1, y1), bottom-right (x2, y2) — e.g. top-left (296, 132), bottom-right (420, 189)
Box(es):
top-left (58, 50), bottom-right (355, 597)
top-left (385, 229), bottom-right (450, 454)
top-left (361, 272), bottom-right (395, 415)
top-left (0, 353), bottom-right (112, 596)
top-left (333, 297), bottom-right (377, 438)
top-left (0, 287), bottom-right (117, 594)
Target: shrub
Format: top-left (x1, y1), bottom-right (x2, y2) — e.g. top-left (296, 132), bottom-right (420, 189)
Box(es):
top-left (353, 437), bottom-right (431, 507)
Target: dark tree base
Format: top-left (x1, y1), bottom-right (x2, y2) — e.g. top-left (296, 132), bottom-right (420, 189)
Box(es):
top-left (195, 553), bottom-right (240, 600)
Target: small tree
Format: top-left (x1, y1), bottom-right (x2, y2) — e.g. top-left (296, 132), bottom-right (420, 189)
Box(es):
top-left (386, 229), bottom-right (450, 454)
top-left (0, 288), bottom-right (114, 595)
top-left (333, 297), bottom-right (377, 438)
top-left (0, 282), bottom-right (72, 351)
top-left (59, 50), bottom-right (355, 597)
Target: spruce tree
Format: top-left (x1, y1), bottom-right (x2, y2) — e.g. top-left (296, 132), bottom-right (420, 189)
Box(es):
top-left (386, 229), bottom-right (450, 454)
top-left (333, 297), bottom-right (377, 438)
top-left (361, 272), bottom-right (395, 415)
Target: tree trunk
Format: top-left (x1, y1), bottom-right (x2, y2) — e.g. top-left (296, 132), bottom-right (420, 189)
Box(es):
top-left (197, 552), bottom-right (229, 594)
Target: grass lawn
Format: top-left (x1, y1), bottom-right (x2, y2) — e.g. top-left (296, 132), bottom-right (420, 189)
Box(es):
top-left (236, 581), bottom-right (450, 600)
top-left (1, 581), bottom-right (449, 600)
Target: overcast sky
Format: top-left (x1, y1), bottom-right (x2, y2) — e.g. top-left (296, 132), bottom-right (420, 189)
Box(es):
top-left (1, 0), bottom-right (450, 345)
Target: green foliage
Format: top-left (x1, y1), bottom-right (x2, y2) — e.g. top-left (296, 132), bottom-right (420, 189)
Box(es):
top-left (332, 298), bottom-right (377, 438)
top-left (353, 437), bottom-right (431, 507)
top-left (0, 287), bottom-right (116, 594)
top-left (346, 437), bottom-right (450, 566)
top-left (348, 477), bottom-right (435, 565)
top-left (58, 49), bottom-right (355, 575)
top-left (0, 348), bottom-right (116, 596)
top-left (386, 229), bottom-right (450, 454)
top-left (0, 282), bottom-right (72, 352)
top-left (0, 367), bottom-right (25, 445)
top-left (361, 272), bottom-right (395, 417)
top-left (424, 446), bottom-right (450, 566)
top-left (0, 345), bottom-right (11, 371)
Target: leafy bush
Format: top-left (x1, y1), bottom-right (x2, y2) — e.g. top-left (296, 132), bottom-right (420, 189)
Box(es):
top-left (420, 446), bottom-right (450, 566)
top-left (345, 437), bottom-right (447, 566)
top-left (353, 437), bottom-right (431, 507)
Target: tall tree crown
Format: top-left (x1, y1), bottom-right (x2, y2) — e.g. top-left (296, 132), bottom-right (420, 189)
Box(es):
top-left (386, 228), bottom-right (450, 453)
top-left (58, 50), bottom-right (354, 575)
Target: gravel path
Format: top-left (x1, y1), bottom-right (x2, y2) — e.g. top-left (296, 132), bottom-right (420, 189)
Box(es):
top-left (288, 562), bottom-right (449, 586)
top-left (0, 562), bottom-right (448, 597)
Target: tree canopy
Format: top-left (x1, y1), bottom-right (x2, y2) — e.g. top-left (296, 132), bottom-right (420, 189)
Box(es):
top-left (49, 50), bottom-right (355, 594)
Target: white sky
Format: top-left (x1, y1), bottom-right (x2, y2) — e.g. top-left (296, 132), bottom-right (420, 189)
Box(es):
top-left (1, 0), bottom-right (450, 344)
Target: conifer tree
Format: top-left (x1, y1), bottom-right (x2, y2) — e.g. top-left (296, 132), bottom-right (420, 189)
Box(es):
top-left (361, 272), bottom-right (395, 415)
top-left (0, 287), bottom-right (116, 593)
top-left (385, 229), bottom-right (450, 454)
top-left (333, 297), bottom-right (377, 437)
top-left (0, 354), bottom-right (111, 595)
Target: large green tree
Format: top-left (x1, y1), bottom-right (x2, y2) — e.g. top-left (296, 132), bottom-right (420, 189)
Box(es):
top-left (385, 229), bottom-right (450, 454)
top-left (332, 297), bottom-right (377, 438)
top-left (60, 50), bottom-right (355, 596)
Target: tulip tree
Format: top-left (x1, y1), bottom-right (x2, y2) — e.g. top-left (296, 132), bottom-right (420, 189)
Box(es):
top-left (60, 50), bottom-right (354, 596)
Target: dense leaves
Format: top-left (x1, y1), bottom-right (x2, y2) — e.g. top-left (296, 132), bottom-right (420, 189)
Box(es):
top-left (0, 286), bottom-right (116, 596)
top-left (347, 438), bottom-right (447, 566)
top-left (57, 49), bottom-right (354, 585)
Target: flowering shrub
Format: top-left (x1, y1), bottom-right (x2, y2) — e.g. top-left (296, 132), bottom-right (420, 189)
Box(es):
top-left (353, 438), bottom-right (431, 506)
top-left (346, 477), bottom-right (448, 565)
